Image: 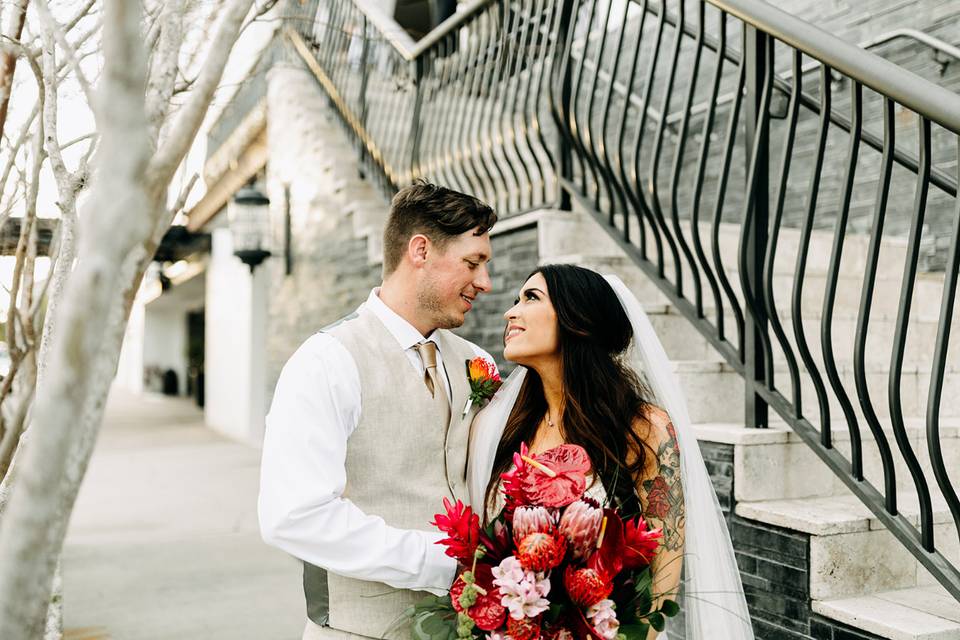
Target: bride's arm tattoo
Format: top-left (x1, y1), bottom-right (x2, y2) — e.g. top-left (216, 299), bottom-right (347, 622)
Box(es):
top-left (639, 422), bottom-right (685, 551)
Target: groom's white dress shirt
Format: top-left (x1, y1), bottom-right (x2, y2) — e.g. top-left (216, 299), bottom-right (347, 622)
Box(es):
top-left (258, 289), bottom-right (494, 596)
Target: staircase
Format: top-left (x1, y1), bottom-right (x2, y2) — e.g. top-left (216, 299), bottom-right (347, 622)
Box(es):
top-left (282, 0), bottom-right (960, 636)
top-left (535, 207), bottom-right (960, 638)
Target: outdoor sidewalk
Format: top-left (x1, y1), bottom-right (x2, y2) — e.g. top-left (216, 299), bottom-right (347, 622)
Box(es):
top-left (62, 387), bottom-right (304, 639)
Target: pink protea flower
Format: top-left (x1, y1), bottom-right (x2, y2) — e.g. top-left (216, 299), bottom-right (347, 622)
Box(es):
top-left (586, 599), bottom-right (619, 640)
top-left (558, 499), bottom-right (603, 560)
top-left (491, 556), bottom-right (551, 620)
top-left (512, 505), bottom-right (557, 544)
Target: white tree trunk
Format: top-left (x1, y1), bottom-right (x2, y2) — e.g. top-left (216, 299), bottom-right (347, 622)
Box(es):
top-left (0, 0), bottom-right (255, 635)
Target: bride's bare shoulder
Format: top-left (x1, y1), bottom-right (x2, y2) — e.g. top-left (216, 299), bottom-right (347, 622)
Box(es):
top-left (632, 404), bottom-right (676, 447)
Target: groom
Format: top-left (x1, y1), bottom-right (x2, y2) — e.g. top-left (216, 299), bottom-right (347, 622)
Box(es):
top-left (258, 181), bottom-right (497, 639)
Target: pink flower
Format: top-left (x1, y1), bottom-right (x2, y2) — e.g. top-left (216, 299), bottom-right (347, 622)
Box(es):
top-left (491, 556), bottom-right (551, 620)
top-left (586, 599), bottom-right (619, 640)
top-left (512, 506), bottom-right (557, 544)
top-left (521, 445), bottom-right (591, 507)
top-left (558, 499), bottom-right (603, 560)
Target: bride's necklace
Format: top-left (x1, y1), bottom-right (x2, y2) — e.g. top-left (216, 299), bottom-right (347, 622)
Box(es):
top-left (545, 411), bottom-right (557, 429)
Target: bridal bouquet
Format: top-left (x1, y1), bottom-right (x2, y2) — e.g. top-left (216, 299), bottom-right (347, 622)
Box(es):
top-left (406, 444), bottom-right (679, 639)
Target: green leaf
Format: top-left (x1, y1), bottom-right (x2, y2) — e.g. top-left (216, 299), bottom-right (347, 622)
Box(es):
top-left (660, 599), bottom-right (680, 617)
top-left (618, 623), bottom-right (651, 640)
top-left (648, 612), bottom-right (665, 632)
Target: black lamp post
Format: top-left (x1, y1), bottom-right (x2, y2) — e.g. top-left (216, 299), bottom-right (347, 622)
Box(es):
top-left (229, 183), bottom-right (272, 273)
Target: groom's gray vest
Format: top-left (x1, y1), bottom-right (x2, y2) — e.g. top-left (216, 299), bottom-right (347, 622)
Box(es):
top-left (304, 307), bottom-right (478, 638)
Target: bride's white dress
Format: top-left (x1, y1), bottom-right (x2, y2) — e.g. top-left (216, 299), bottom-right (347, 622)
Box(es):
top-left (468, 275), bottom-right (756, 640)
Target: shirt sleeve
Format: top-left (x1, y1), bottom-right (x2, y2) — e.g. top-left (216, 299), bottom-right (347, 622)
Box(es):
top-left (257, 333), bottom-right (457, 594)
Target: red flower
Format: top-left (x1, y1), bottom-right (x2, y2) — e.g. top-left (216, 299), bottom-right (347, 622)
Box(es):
top-left (586, 509), bottom-right (624, 581)
top-left (507, 615), bottom-right (542, 640)
top-left (622, 516), bottom-right (663, 570)
top-left (563, 565), bottom-right (613, 608)
top-left (516, 531), bottom-right (568, 572)
top-left (477, 519), bottom-right (512, 564)
top-left (450, 564), bottom-right (506, 631)
top-left (521, 444), bottom-right (591, 508)
top-left (500, 442), bottom-right (531, 515)
top-left (431, 497), bottom-right (480, 564)
top-left (644, 476), bottom-right (672, 519)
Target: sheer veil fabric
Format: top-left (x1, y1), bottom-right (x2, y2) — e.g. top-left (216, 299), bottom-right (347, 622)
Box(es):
top-left (466, 275), bottom-right (755, 639)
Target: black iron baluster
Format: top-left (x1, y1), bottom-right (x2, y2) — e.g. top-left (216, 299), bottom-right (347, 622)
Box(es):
top-left (580, 0), bottom-right (616, 213)
top-left (453, 16), bottom-right (489, 200)
top-left (927, 140), bottom-right (960, 546)
top-left (466, 10), bottom-right (504, 206)
top-left (854, 97), bottom-right (898, 511)
top-left (518, 0), bottom-right (555, 209)
top-left (763, 48), bottom-right (803, 416)
top-left (890, 116), bottom-right (935, 550)
top-left (567, 0), bottom-right (602, 199)
top-left (792, 65), bottom-right (833, 448)
top-left (409, 55), bottom-right (427, 182)
top-left (550, 0), bottom-right (578, 211)
top-left (437, 33), bottom-right (475, 195)
top-left (689, 5), bottom-right (727, 337)
top-left (628, 0), bottom-right (668, 276)
top-left (709, 30), bottom-right (746, 362)
top-left (667, 0), bottom-right (707, 313)
top-left (645, 0), bottom-right (686, 291)
top-left (529, 0), bottom-right (564, 207)
top-left (612, 0), bottom-right (652, 254)
top-left (496, 0), bottom-right (533, 212)
top-left (738, 27), bottom-right (773, 427)
top-left (593, 0), bottom-right (631, 224)
top-left (821, 81), bottom-right (864, 477)
top-left (477, 2), bottom-right (514, 212)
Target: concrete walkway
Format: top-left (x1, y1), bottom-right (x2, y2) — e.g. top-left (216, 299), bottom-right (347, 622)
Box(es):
top-left (62, 387), bottom-right (304, 640)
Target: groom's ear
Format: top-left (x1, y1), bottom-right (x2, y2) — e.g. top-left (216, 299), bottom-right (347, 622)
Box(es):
top-left (408, 234), bottom-right (430, 268)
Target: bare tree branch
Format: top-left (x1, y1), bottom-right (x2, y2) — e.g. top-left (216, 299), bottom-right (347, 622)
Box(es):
top-left (32, 0), bottom-right (94, 107)
top-left (147, 0), bottom-right (255, 191)
top-left (0, 0), bottom-right (29, 143)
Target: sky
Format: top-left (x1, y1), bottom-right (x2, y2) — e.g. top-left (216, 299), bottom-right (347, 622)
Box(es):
top-left (0, 1), bottom-right (277, 311)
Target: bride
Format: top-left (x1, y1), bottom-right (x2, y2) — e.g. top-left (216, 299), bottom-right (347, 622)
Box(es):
top-left (467, 264), bottom-right (754, 639)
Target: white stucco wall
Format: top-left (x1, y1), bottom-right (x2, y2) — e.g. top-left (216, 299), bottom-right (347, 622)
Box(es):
top-left (116, 294), bottom-right (146, 394)
top-left (142, 306), bottom-right (188, 395)
top-left (204, 226), bottom-right (268, 445)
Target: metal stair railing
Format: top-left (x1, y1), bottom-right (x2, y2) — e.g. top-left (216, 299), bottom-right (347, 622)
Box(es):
top-left (287, 0), bottom-right (960, 602)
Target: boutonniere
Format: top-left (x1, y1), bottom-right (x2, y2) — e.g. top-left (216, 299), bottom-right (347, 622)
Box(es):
top-left (462, 357), bottom-right (502, 416)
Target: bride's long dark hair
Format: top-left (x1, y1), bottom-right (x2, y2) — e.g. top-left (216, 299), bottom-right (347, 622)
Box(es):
top-left (484, 264), bottom-right (656, 519)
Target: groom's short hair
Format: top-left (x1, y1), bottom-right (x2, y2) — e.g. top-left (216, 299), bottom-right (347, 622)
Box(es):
top-left (382, 181), bottom-right (497, 276)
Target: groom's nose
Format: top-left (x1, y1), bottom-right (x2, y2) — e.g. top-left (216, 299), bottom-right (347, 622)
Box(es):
top-left (474, 264), bottom-right (492, 293)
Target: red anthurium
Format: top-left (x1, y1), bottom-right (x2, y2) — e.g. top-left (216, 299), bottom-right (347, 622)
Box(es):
top-left (450, 564), bottom-right (507, 631)
top-left (430, 497), bottom-right (480, 564)
top-left (586, 509), bottom-right (625, 581)
top-left (522, 444), bottom-right (592, 508)
top-left (622, 516), bottom-right (663, 570)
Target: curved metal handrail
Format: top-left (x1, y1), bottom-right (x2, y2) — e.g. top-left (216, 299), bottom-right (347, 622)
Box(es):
top-left (712, 0), bottom-right (960, 134)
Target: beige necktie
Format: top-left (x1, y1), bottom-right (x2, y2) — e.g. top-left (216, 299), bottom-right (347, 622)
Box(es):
top-left (415, 341), bottom-right (448, 410)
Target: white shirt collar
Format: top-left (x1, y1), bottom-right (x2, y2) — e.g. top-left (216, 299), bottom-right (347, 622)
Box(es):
top-left (364, 288), bottom-right (442, 353)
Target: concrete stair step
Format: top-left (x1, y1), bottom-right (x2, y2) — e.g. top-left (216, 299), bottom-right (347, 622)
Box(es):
top-left (696, 419), bottom-right (960, 506)
top-left (735, 494), bottom-right (959, 600)
top-left (812, 586), bottom-right (960, 640)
